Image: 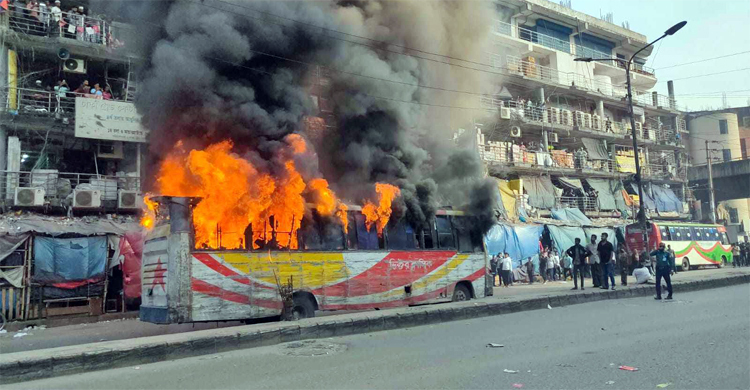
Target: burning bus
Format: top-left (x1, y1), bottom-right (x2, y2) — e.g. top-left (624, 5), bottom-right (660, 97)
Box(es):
top-left (140, 196), bottom-right (489, 324)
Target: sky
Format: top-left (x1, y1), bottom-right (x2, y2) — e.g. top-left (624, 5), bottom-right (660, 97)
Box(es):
top-left (572, 0), bottom-right (750, 112)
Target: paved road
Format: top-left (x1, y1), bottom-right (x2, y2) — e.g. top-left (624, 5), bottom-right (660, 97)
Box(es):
top-left (17, 284), bottom-right (750, 389)
top-left (2, 267), bottom-right (747, 354)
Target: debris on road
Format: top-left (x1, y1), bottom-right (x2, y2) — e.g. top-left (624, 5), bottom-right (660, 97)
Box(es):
top-left (605, 380), bottom-right (615, 385)
top-left (619, 365), bottom-right (639, 371)
top-left (512, 384), bottom-right (524, 388)
top-left (486, 343), bottom-right (504, 348)
top-left (503, 369), bottom-right (518, 374)
top-left (547, 304), bottom-right (552, 309)
top-left (0, 329), bottom-right (7, 334)
top-left (656, 383), bottom-right (672, 388)
top-left (134, 366), bottom-right (140, 370)
top-left (13, 332), bottom-right (29, 338)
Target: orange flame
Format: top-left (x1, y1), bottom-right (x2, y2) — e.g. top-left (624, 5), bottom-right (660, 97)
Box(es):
top-left (150, 135), bottom-right (349, 250)
top-left (361, 183), bottom-right (400, 236)
top-left (141, 195), bottom-right (157, 229)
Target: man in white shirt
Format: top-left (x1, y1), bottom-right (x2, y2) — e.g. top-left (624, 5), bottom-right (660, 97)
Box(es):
top-left (587, 235), bottom-right (601, 287)
top-left (500, 253), bottom-right (513, 288)
top-left (49, 0), bottom-right (62, 36)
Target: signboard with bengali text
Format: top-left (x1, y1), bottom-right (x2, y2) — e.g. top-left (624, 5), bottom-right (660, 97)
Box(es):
top-left (74, 97), bottom-right (148, 143)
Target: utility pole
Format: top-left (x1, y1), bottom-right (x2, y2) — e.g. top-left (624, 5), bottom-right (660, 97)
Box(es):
top-left (706, 140), bottom-right (717, 224)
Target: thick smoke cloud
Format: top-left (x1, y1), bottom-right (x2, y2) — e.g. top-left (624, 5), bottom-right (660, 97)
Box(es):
top-left (134, 0), bottom-right (500, 234)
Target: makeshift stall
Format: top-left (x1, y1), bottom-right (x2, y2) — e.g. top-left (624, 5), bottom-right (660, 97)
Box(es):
top-left (0, 234), bottom-right (32, 322)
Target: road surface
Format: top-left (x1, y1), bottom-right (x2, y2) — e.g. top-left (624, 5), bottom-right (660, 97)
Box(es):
top-left (16, 284), bottom-right (750, 389)
top-left (3, 267), bottom-right (746, 354)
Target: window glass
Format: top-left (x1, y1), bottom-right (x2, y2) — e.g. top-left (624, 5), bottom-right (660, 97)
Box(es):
top-left (719, 119), bottom-right (728, 134)
top-left (435, 215), bottom-right (455, 249)
top-left (722, 149), bottom-right (732, 162)
top-left (695, 228), bottom-right (703, 240)
top-left (298, 213), bottom-right (345, 250)
top-left (669, 226), bottom-right (678, 240)
top-left (660, 226), bottom-right (671, 241)
top-left (682, 227), bottom-right (692, 240)
top-left (354, 213), bottom-right (380, 250)
top-left (386, 220), bottom-right (417, 250)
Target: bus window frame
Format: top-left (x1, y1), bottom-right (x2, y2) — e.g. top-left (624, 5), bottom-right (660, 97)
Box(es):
top-left (659, 225), bottom-right (671, 241)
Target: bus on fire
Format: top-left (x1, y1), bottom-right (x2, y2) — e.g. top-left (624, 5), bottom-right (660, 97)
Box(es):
top-left (140, 196), bottom-right (490, 324)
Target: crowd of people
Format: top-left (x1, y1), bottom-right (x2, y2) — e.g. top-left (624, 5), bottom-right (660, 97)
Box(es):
top-left (731, 242), bottom-right (750, 267)
top-left (6, 0), bottom-right (123, 47)
top-left (490, 233), bottom-right (679, 299)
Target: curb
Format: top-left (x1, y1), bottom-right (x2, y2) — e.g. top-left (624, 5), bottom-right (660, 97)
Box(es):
top-left (2, 274), bottom-right (749, 384)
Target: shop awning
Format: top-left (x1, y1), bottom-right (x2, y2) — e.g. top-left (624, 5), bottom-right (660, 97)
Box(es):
top-left (581, 138), bottom-right (609, 160)
top-left (496, 179), bottom-right (517, 219)
top-left (651, 185), bottom-right (683, 213)
top-left (551, 208), bottom-right (593, 226)
top-left (557, 177), bottom-right (584, 192)
top-left (523, 176), bottom-right (557, 209)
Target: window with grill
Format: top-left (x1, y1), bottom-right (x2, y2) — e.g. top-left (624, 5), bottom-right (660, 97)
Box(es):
top-left (729, 208), bottom-right (740, 224)
top-left (719, 119), bottom-right (728, 134)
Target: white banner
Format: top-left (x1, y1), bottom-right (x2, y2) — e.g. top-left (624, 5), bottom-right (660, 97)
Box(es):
top-left (75, 98), bottom-right (148, 143)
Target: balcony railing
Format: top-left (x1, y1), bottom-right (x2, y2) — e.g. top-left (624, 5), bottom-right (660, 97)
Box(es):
top-left (574, 45), bottom-right (611, 61)
top-left (2, 87), bottom-right (130, 119)
top-left (494, 20), bottom-right (572, 53)
top-left (558, 195), bottom-right (599, 212)
top-left (3, 3), bottom-right (112, 46)
top-left (1, 170), bottom-right (141, 205)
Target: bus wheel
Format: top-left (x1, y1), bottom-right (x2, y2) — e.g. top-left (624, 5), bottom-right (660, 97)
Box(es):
top-left (719, 256), bottom-right (727, 268)
top-left (681, 258), bottom-right (690, 271)
top-left (292, 294), bottom-right (316, 320)
top-left (452, 283), bottom-right (471, 302)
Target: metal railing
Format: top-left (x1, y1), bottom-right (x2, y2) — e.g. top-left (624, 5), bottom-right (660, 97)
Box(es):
top-left (1, 87), bottom-right (129, 118)
top-left (573, 45), bottom-right (611, 61)
top-left (557, 195), bottom-right (599, 212)
top-left (3, 3), bottom-right (111, 46)
top-left (1, 171), bottom-right (141, 204)
top-left (477, 142), bottom-right (579, 171)
top-left (494, 20), bottom-right (572, 53)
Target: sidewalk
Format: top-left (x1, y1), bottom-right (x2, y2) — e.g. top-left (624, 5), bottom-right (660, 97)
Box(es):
top-left (2, 267), bottom-right (746, 355)
top-left (2, 267), bottom-right (748, 384)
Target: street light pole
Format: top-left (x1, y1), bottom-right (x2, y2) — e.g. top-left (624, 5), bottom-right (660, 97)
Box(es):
top-left (575, 20), bottom-right (686, 253)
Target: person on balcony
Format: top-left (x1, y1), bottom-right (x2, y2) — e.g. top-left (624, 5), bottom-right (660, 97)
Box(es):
top-left (74, 80), bottom-right (89, 95)
top-left (90, 83), bottom-right (103, 97)
top-left (48, 0), bottom-right (61, 36)
top-left (102, 85), bottom-right (112, 100)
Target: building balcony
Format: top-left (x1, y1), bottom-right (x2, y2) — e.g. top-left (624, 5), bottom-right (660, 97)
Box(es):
top-left (493, 20), bottom-right (572, 54)
top-left (2, 4), bottom-right (114, 48)
top-left (1, 87), bottom-right (136, 122)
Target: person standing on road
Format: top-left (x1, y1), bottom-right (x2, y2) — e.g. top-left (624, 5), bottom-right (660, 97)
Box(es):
top-left (546, 250), bottom-right (556, 282)
top-left (732, 244), bottom-right (740, 268)
top-left (539, 248), bottom-right (549, 284)
top-left (598, 233), bottom-right (615, 290)
top-left (500, 252), bottom-right (513, 288)
top-left (618, 246), bottom-right (630, 286)
top-left (587, 235), bottom-right (601, 288)
top-left (650, 242), bottom-right (675, 300)
top-left (566, 238), bottom-right (591, 290)
top-left (562, 251), bottom-right (573, 281)
top-left (526, 257), bottom-right (535, 284)
top-left (490, 253), bottom-right (500, 287)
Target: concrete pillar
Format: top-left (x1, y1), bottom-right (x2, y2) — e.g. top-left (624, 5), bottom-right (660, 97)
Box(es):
top-left (652, 91), bottom-right (658, 107)
top-left (667, 80), bottom-right (676, 109)
top-left (597, 100), bottom-right (604, 119)
top-left (0, 126), bottom-right (6, 172)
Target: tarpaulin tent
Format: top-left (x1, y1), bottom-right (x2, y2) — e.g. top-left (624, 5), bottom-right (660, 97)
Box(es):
top-left (522, 176), bottom-right (557, 209)
top-left (0, 234), bottom-right (30, 288)
top-left (581, 138), bottom-right (609, 160)
top-left (547, 225), bottom-right (588, 257)
top-left (551, 208), bottom-right (593, 226)
top-left (116, 231), bottom-right (146, 300)
top-left (587, 179), bottom-right (627, 211)
top-left (630, 183), bottom-right (656, 211)
top-left (33, 236), bottom-right (108, 285)
top-left (651, 185), bottom-right (683, 213)
top-left (496, 179), bottom-right (517, 219)
top-left (557, 177), bottom-right (584, 193)
top-left (484, 224), bottom-right (543, 268)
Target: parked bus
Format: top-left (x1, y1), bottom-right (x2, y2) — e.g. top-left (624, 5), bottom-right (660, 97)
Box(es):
top-left (625, 221), bottom-right (732, 271)
top-left (140, 197), bottom-right (490, 324)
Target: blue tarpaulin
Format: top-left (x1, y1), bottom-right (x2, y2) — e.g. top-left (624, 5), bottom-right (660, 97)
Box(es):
top-left (651, 185), bottom-right (683, 213)
top-left (547, 225), bottom-right (588, 257)
top-left (631, 183), bottom-right (657, 211)
top-left (33, 236), bottom-right (107, 283)
top-left (484, 224), bottom-right (544, 268)
top-left (551, 208), bottom-right (593, 225)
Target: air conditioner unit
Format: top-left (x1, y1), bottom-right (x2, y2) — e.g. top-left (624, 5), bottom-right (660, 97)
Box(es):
top-left (97, 141), bottom-right (124, 159)
top-left (14, 187), bottom-right (45, 207)
top-left (592, 114), bottom-right (602, 130)
top-left (63, 58), bottom-right (87, 74)
top-left (510, 126), bottom-right (522, 138)
top-left (574, 111), bottom-right (585, 128)
top-left (560, 109), bottom-right (573, 126)
top-left (118, 190), bottom-right (142, 210)
top-left (545, 107), bottom-right (558, 124)
top-left (500, 107), bottom-right (511, 119)
top-left (73, 189), bottom-right (102, 208)
top-left (549, 132), bottom-right (559, 143)
top-left (635, 122), bottom-right (643, 132)
top-left (583, 113), bottom-right (592, 129)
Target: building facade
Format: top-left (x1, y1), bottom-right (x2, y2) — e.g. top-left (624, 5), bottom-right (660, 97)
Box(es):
top-left (475, 0), bottom-right (690, 222)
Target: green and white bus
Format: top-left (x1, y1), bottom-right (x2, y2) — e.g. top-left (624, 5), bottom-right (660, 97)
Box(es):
top-left (625, 222), bottom-right (732, 271)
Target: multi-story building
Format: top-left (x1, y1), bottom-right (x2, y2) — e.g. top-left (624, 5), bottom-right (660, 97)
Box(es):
top-left (475, 0), bottom-right (690, 221)
top-left (0, 2), bottom-right (144, 321)
top-left (687, 106), bottom-right (750, 236)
